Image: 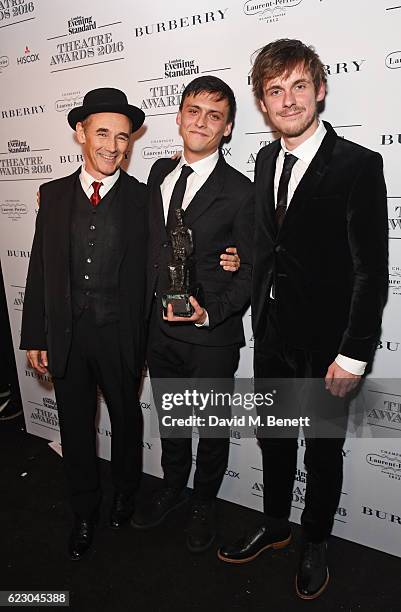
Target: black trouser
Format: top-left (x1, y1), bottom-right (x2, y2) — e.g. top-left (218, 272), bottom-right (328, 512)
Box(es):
top-left (53, 312), bottom-right (143, 517)
top-left (147, 304), bottom-right (240, 501)
top-left (254, 301), bottom-right (347, 542)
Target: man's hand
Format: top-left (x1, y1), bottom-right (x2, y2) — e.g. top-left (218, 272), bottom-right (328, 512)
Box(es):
top-left (163, 296), bottom-right (207, 325)
top-left (220, 247), bottom-right (240, 272)
top-left (27, 350), bottom-right (48, 374)
top-left (325, 362), bottom-right (361, 398)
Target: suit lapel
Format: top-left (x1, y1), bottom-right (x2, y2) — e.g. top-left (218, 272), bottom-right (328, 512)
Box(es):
top-left (184, 155), bottom-right (226, 226)
top-left (50, 169), bottom-right (79, 270)
top-left (152, 159), bottom-right (178, 241)
top-left (279, 121), bottom-right (337, 233)
top-left (257, 140), bottom-right (280, 239)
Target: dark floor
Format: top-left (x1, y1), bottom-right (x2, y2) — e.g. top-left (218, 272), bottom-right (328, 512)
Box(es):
top-left (1, 416), bottom-right (400, 612)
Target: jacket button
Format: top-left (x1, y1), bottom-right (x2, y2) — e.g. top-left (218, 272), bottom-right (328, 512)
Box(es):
top-left (153, 263), bottom-right (159, 269)
top-left (162, 242), bottom-right (169, 248)
top-left (65, 328), bottom-right (71, 334)
top-left (275, 245), bottom-right (281, 253)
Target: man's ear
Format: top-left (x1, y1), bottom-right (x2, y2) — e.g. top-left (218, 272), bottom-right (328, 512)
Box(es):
top-left (259, 98), bottom-right (268, 114)
top-left (316, 81), bottom-right (326, 103)
top-left (75, 122), bottom-right (86, 144)
top-left (176, 111), bottom-right (182, 128)
top-left (223, 122), bottom-right (233, 138)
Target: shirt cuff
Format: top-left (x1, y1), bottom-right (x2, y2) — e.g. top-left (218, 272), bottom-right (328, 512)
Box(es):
top-left (195, 310), bottom-right (209, 328)
top-left (335, 354), bottom-right (366, 376)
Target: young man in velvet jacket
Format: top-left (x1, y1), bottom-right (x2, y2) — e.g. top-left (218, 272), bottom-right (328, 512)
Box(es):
top-left (218, 39), bottom-right (388, 600)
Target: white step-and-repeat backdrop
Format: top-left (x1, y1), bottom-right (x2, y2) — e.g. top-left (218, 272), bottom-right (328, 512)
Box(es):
top-left (1, 0), bottom-right (400, 556)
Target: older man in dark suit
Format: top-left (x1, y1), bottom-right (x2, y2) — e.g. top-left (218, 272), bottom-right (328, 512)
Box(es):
top-left (20, 88), bottom-right (147, 560)
top-left (218, 40), bottom-right (388, 599)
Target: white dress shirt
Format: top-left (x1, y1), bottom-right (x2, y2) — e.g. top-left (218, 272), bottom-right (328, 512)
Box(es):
top-left (273, 122), bottom-right (366, 376)
top-left (160, 150), bottom-right (219, 222)
top-left (160, 151), bottom-right (219, 328)
top-left (79, 165), bottom-right (120, 200)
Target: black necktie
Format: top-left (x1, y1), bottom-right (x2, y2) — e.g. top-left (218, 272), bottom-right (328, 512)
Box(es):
top-left (275, 153), bottom-right (298, 229)
top-left (166, 165), bottom-right (194, 234)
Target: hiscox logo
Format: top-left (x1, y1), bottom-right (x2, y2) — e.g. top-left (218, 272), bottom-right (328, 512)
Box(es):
top-left (385, 51), bottom-right (401, 69)
top-left (243, 0), bottom-right (303, 24)
top-left (0, 199), bottom-right (27, 221)
top-left (16, 45), bottom-right (39, 66)
top-left (134, 8), bottom-right (228, 37)
top-left (55, 90), bottom-right (83, 114)
top-left (0, 56), bottom-right (9, 74)
top-left (142, 138), bottom-right (183, 160)
top-left (366, 450), bottom-right (401, 481)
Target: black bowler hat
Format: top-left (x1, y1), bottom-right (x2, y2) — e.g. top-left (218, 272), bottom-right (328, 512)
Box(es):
top-left (67, 87), bottom-right (145, 132)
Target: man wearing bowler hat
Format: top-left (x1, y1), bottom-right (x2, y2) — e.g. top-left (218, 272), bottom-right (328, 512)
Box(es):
top-left (20, 88), bottom-right (147, 560)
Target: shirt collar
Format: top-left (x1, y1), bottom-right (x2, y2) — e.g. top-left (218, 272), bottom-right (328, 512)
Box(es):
top-left (280, 120), bottom-right (326, 165)
top-left (80, 165), bottom-right (120, 193)
top-left (178, 149), bottom-right (219, 177)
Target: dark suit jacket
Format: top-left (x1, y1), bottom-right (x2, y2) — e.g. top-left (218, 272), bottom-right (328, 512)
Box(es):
top-left (20, 168), bottom-right (148, 378)
top-left (252, 121), bottom-right (388, 363)
top-left (146, 154), bottom-right (254, 347)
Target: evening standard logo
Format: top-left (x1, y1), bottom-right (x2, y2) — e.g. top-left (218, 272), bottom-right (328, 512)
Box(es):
top-left (55, 91), bottom-right (83, 114)
top-left (142, 138), bottom-right (183, 160)
top-left (389, 265), bottom-right (401, 296)
top-left (8, 139), bottom-right (30, 153)
top-left (243, 0), bottom-right (302, 24)
top-left (68, 15), bottom-right (96, 35)
top-left (385, 51), bottom-right (401, 69)
top-left (134, 8), bottom-right (228, 37)
top-left (49, 16), bottom-right (124, 68)
top-left (366, 451), bottom-right (401, 480)
top-left (0, 56), bottom-right (9, 73)
top-left (0, 0), bottom-right (35, 24)
top-left (16, 45), bottom-right (39, 66)
top-left (165, 58), bottom-right (200, 78)
top-left (43, 396), bottom-right (57, 410)
top-left (1, 139), bottom-right (52, 178)
top-left (0, 199), bottom-right (27, 221)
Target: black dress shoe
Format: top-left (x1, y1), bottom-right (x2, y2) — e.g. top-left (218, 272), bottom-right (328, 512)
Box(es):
top-left (217, 524), bottom-right (291, 564)
top-left (131, 487), bottom-right (187, 529)
top-left (186, 501), bottom-right (216, 553)
top-left (295, 540), bottom-right (329, 600)
top-left (68, 516), bottom-right (96, 561)
top-left (109, 492), bottom-right (136, 529)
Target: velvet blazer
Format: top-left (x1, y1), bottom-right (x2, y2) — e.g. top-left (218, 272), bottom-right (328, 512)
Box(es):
top-left (252, 121), bottom-right (388, 363)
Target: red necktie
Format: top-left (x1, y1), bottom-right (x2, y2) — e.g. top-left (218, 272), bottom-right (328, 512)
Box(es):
top-left (90, 181), bottom-right (103, 207)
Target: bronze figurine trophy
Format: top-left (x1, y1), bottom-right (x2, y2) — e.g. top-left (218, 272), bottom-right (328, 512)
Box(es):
top-left (162, 208), bottom-right (202, 317)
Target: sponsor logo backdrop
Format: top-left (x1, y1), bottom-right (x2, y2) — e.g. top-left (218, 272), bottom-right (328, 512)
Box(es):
top-left (0, 0), bottom-right (400, 557)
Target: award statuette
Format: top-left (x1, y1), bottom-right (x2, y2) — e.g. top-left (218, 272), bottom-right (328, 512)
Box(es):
top-left (162, 208), bottom-right (202, 317)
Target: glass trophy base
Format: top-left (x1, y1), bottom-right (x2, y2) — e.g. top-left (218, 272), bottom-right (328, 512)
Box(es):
top-left (162, 292), bottom-right (193, 317)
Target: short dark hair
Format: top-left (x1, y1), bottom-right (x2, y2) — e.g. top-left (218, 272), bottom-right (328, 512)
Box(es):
top-left (251, 38), bottom-right (327, 100)
top-left (179, 75), bottom-right (236, 125)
